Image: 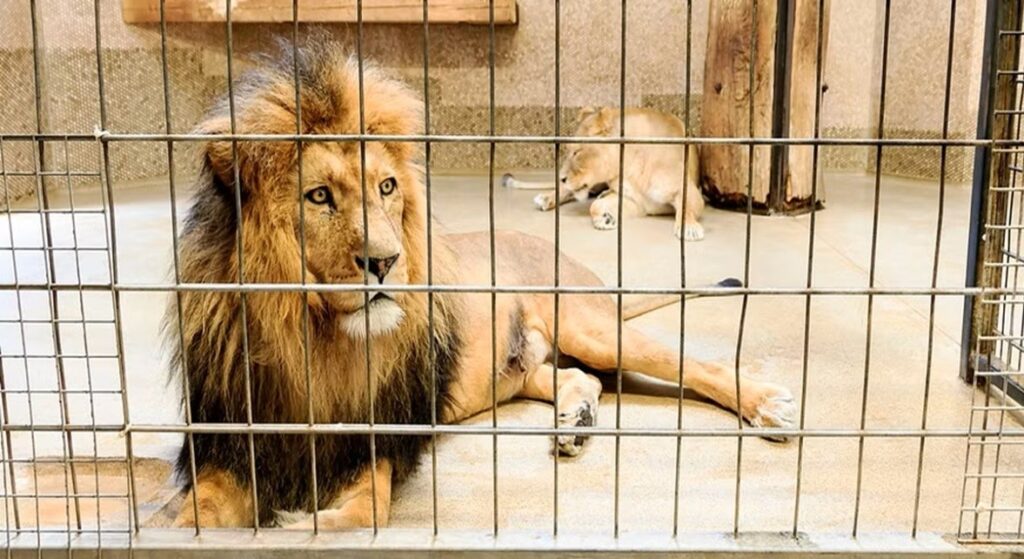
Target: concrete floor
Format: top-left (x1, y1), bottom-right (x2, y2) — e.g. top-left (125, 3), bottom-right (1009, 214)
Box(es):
top-left (1, 170), bottom-right (1023, 537)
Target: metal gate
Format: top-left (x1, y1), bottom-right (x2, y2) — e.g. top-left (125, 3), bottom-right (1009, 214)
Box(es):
top-left (961, 0), bottom-right (1024, 545)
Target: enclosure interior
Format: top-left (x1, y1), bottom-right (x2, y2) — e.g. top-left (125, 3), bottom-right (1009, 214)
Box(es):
top-left (1, 0), bottom-right (1023, 545)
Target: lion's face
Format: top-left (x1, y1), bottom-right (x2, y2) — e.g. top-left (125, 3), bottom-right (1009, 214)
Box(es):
top-left (297, 142), bottom-right (414, 338)
top-left (558, 107), bottom-right (618, 199)
top-left (193, 48), bottom-right (427, 340)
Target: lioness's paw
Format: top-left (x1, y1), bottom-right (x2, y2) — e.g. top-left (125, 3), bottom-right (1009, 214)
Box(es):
top-left (593, 212), bottom-right (617, 230)
top-left (746, 384), bottom-right (797, 442)
top-left (534, 192), bottom-right (556, 211)
top-left (675, 222), bottom-right (705, 241)
top-left (555, 400), bottom-right (596, 456)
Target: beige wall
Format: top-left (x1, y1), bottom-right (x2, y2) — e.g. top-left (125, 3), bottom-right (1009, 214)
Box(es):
top-left (0, 0), bottom-right (990, 204)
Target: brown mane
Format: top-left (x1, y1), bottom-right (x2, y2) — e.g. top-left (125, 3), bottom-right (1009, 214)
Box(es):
top-left (164, 37), bottom-right (461, 523)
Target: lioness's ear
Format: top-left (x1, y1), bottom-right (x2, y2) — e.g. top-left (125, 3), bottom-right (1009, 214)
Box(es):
top-left (589, 107), bottom-right (616, 136)
top-left (578, 106), bottom-right (598, 121)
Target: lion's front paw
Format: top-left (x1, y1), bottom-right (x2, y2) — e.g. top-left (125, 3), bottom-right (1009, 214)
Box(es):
top-left (593, 212), bottom-right (617, 230)
top-left (675, 222), bottom-right (705, 241)
top-left (555, 400), bottom-right (597, 457)
top-left (744, 384), bottom-right (797, 442)
top-left (533, 192), bottom-right (556, 211)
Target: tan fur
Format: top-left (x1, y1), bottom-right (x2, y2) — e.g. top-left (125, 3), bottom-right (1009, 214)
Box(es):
top-left (174, 44), bottom-right (794, 530)
top-left (529, 107), bottom-right (706, 241)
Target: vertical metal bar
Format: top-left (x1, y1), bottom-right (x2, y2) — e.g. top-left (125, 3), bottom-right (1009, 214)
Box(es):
top-left (28, 0), bottom-right (83, 530)
top-left (791, 0), bottom-right (827, 536)
top-left (222, 0), bottom-right (260, 531)
top-left (157, 0), bottom-right (201, 534)
top-left (672, 0), bottom-right (693, 538)
top-left (733, 0), bottom-right (759, 537)
top-left (3, 138), bottom-right (46, 559)
top-left (1, 398), bottom-right (9, 552)
top-left (612, 0), bottom-right (626, 538)
top-left (56, 139), bottom-right (75, 556)
top-left (985, 7), bottom-right (1024, 538)
top-left (551, 0), bottom-right (561, 537)
top-left (421, 0), bottom-right (440, 537)
top-left (852, 0), bottom-right (893, 537)
top-left (94, 6), bottom-right (140, 538)
top-left (290, 0), bottom-right (320, 535)
top-left (60, 138), bottom-right (105, 544)
top-left (354, 0), bottom-right (380, 535)
top-left (0, 139), bottom-right (22, 533)
top-left (959, 0), bottom-right (1004, 538)
top-left (769, 0), bottom-right (793, 212)
top-left (487, 0), bottom-right (499, 536)
top-left (911, 0), bottom-right (957, 538)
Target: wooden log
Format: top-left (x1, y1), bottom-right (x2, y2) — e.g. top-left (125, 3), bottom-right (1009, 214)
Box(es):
top-left (122, 0), bottom-right (518, 25)
top-left (781, 0), bottom-right (830, 210)
top-left (701, 0), bottom-right (777, 212)
top-left (700, 0), bottom-right (828, 214)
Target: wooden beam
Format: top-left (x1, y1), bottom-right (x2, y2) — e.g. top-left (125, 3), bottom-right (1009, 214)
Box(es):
top-left (700, 0), bottom-right (778, 212)
top-left (782, 0), bottom-right (829, 208)
top-left (122, 0), bottom-right (518, 25)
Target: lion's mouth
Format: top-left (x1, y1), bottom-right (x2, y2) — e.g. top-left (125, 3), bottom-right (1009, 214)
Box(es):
top-left (339, 292), bottom-right (404, 338)
top-left (354, 291), bottom-right (393, 311)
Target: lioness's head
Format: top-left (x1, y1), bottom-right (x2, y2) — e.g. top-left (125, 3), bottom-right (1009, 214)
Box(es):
top-left (559, 106), bottom-right (619, 200)
top-left (193, 40), bottom-right (426, 339)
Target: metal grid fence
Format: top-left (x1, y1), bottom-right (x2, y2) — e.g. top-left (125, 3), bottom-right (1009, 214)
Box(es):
top-left (1, 0), bottom-right (1024, 555)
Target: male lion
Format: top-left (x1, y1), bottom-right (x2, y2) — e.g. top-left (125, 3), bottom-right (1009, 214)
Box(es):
top-left (167, 41), bottom-right (794, 530)
top-left (520, 107), bottom-right (706, 241)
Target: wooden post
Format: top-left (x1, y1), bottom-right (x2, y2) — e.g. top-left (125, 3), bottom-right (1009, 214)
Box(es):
top-left (701, 0), bottom-right (829, 214)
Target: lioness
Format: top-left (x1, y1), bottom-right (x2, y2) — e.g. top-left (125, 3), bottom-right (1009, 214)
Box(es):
top-left (526, 107), bottom-right (705, 241)
top-left (168, 41), bottom-right (794, 530)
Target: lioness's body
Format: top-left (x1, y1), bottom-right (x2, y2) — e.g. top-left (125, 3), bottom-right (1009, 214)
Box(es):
top-left (170, 41), bottom-right (793, 530)
top-left (531, 107), bottom-right (705, 240)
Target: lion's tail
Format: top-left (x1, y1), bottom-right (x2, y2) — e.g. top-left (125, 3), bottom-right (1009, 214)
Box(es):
top-left (501, 173), bottom-right (556, 190)
top-left (622, 277), bottom-right (743, 321)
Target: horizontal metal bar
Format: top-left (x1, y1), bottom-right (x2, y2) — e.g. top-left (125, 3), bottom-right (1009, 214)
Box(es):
top-left (964, 472), bottom-right (1024, 478)
top-left (2, 492), bottom-right (128, 499)
top-left (0, 131), bottom-right (1009, 147)
top-left (960, 506), bottom-right (1024, 512)
top-left (3, 528), bottom-right (1015, 556)
top-left (4, 209), bottom-right (106, 215)
top-left (0, 282), bottom-right (1016, 297)
top-left (0, 319), bottom-right (115, 325)
top-left (0, 353), bottom-right (120, 359)
top-left (3, 422), bottom-right (1024, 439)
top-left (1, 389), bottom-right (125, 395)
top-left (0, 171), bottom-right (101, 178)
top-left (2, 457), bottom-right (128, 465)
top-left (3, 246), bottom-right (110, 252)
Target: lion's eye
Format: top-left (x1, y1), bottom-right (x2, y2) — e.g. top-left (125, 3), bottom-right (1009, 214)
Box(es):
top-left (305, 186), bottom-right (332, 205)
top-left (379, 177), bottom-right (397, 197)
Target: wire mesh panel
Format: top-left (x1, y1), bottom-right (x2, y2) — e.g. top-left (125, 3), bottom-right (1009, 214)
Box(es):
top-left (960, 0), bottom-right (1024, 545)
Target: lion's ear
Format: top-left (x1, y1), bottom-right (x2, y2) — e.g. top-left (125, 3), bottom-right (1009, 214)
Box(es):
top-left (196, 115), bottom-right (238, 186)
top-left (363, 79), bottom-right (424, 161)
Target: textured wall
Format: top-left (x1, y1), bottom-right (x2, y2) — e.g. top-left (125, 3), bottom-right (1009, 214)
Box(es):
top-left (0, 0), bottom-right (989, 205)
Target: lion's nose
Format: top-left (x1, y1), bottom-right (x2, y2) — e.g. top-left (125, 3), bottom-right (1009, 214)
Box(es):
top-left (355, 253), bottom-right (399, 281)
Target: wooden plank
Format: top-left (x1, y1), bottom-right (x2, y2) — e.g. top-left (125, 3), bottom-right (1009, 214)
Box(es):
top-left (783, 0), bottom-right (829, 206)
top-left (122, 0), bottom-right (517, 24)
top-left (700, 0), bottom-right (778, 211)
